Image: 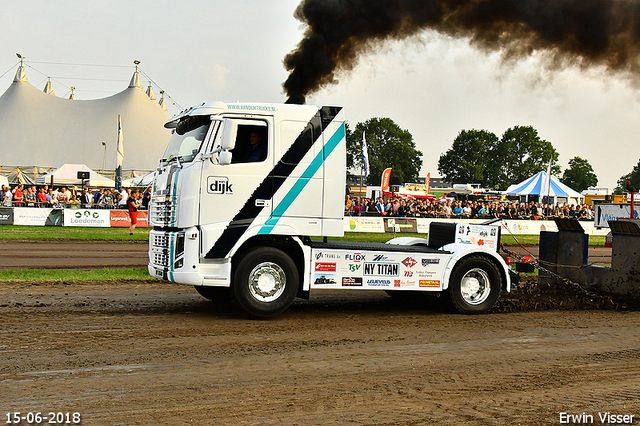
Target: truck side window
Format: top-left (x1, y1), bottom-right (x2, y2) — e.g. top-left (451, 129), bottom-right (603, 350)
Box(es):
top-left (232, 125), bottom-right (268, 163)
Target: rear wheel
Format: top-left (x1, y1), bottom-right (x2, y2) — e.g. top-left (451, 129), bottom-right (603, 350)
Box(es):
top-left (447, 255), bottom-right (502, 314)
top-left (232, 247), bottom-right (299, 318)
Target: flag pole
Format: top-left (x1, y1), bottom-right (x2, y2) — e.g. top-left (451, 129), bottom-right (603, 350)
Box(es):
top-left (361, 131), bottom-right (369, 199)
top-left (359, 132), bottom-right (363, 198)
top-left (115, 115), bottom-right (123, 192)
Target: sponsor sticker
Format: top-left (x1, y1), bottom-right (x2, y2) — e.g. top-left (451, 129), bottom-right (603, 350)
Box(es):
top-left (342, 277), bottom-right (363, 287)
top-left (419, 280), bottom-right (441, 288)
top-left (315, 252), bottom-right (339, 260)
top-left (347, 264), bottom-right (361, 273)
top-left (345, 253), bottom-right (366, 262)
top-left (372, 254), bottom-right (392, 262)
top-left (314, 274), bottom-right (336, 285)
top-left (402, 257), bottom-right (417, 268)
top-left (422, 258), bottom-right (440, 266)
top-left (315, 262), bottom-right (336, 272)
top-left (366, 279), bottom-right (391, 287)
top-left (363, 263), bottom-right (399, 276)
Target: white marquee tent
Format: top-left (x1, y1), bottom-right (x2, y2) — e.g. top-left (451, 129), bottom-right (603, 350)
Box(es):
top-left (36, 163), bottom-right (115, 187)
top-left (506, 171), bottom-right (584, 205)
top-left (0, 65), bottom-right (172, 175)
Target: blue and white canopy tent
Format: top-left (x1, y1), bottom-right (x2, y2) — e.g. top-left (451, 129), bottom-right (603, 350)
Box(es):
top-left (506, 171), bottom-right (584, 205)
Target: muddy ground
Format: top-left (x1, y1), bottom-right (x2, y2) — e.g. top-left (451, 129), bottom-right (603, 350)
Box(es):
top-left (1, 241), bottom-right (639, 425)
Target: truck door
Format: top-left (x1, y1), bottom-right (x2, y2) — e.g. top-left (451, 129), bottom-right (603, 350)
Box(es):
top-left (199, 117), bottom-right (274, 259)
top-left (267, 114), bottom-right (325, 236)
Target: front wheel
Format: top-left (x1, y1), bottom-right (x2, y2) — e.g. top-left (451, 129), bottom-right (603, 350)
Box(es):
top-left (232, 247), bottom-right (299, 318)
top-left (447, 255), bottom-right (502, 314)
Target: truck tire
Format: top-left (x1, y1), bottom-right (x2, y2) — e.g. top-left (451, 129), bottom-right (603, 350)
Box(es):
top-left (232, 247), bottom-right (299, 318)
top-left (194, 286), bottom-right (232, 304)
top-left (447, 255), bottom-right (502, 314)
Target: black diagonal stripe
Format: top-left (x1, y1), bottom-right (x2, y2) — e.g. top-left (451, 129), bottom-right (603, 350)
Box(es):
top-left (205, 106), bottom-right (342, 259)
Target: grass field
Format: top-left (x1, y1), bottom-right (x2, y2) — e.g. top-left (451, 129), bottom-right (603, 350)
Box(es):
top-left (0, 268), bottom-right (155, 283)
top-left (0, 225), bottom-right (151, 241)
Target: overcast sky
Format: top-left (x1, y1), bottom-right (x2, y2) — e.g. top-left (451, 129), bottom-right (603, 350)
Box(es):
top-left (2, 0), bottom-right (639, 189)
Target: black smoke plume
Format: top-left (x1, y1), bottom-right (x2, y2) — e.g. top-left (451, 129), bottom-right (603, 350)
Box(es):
top-left (283, 0), bottom-right (640, 104)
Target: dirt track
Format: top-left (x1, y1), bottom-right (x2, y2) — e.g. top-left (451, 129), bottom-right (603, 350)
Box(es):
top-left (2, 280), bottom-right (640, 425)
top-left (1, 240), bottom-right (638, 425)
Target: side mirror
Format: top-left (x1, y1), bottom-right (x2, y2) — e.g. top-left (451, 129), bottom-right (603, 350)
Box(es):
top-left (221, 120), bottom-right (237, 151)
top-left (218, 151), bottom-right (232, 165)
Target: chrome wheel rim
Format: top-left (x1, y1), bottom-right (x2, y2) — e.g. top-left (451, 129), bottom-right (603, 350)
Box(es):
top-left (460, 268), bottom-right (491, 305)
top-left (248, 262), bottom-right (286, 302)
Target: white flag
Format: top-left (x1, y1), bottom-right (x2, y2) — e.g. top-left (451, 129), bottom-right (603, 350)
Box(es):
top-left (115, 115), bottom-right (124, 191)
top-left (361, 132), bottom-right (370, 180)
top-left (541, 159), bottom-right (552, 199)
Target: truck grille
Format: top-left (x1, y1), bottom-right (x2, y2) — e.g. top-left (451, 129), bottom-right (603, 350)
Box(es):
top-left (150, 232), bottom-right (185, 269)
top-left (149, 196), bottom-right (177, 226)
top-left (152, 249), bottom-right (170, 268)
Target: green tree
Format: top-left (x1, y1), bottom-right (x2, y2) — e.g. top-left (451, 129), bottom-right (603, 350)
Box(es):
top-left (437, 129), bottom-right (498, 186)
top-left (560, 156), bottom-right (598, 192)
top-left (346, 118), bottom-right (423, 185)
top-left (489, 126), bottom-right (560, 190)
top-left (615, 158), bottom-right (640, 194)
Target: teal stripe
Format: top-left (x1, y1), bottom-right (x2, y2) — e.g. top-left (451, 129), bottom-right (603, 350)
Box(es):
top-left (258, 122), bottom-right (345, 235)
top-left (168, 167), bottom-right (180, 280)
top-left (168, 233), bottom-right (175, 281)
top-left (170, 167), bottom-right (180, 227)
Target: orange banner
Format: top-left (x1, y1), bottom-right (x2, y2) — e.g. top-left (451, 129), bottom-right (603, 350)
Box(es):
top-left (380, 168), bottom-right (392, 192)
top-left (110, 210), bottom-right (151, 227)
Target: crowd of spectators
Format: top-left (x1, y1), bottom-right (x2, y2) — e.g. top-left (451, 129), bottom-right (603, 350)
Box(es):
top-left (344, 195), bottom-right (594, 220)
top-left (1, 184), bottom-right (152, 210)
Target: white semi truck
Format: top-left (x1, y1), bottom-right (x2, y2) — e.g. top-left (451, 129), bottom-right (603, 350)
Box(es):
top-left (148, 101), bottom-right (515, 317)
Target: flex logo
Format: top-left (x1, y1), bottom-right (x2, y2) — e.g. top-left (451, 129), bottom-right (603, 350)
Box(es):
top-left (207, 176), bottom-right (233, 195)
top-left (345, 253), bottom-right (365, 262)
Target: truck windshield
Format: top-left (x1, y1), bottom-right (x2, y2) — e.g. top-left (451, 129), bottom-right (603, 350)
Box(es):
top-left (162, 115), bottom-right (211, 163)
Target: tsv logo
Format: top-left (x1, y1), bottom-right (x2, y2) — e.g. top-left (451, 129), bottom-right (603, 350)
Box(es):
top-left (207, 176), bottom-right (233, 195)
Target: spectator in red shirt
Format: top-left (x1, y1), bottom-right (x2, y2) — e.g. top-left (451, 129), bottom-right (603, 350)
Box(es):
top-left (127, 190), bottom-right (141, 235)
top-left (37, 188), bottom-right (47, 206)
top-left (13, 184), bottom-right (23, 206)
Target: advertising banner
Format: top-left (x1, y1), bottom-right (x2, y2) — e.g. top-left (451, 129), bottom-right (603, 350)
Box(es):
top-left (0, 207), bottom-right (13, 225)
top-left (45, 209), bottom-right (64, 226)
top-left (110, 210), bottom-right (150, 227)
top-left (595, 203), bottom-right (640, 228)
top-left (14, 208), bottom-right (53, 226)
top-left (63, 209), bottom-right (111, 227)
top-left (383, 218), bottom-right (417, 233)
top-left (343, 216), bottom-right (385, 233)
